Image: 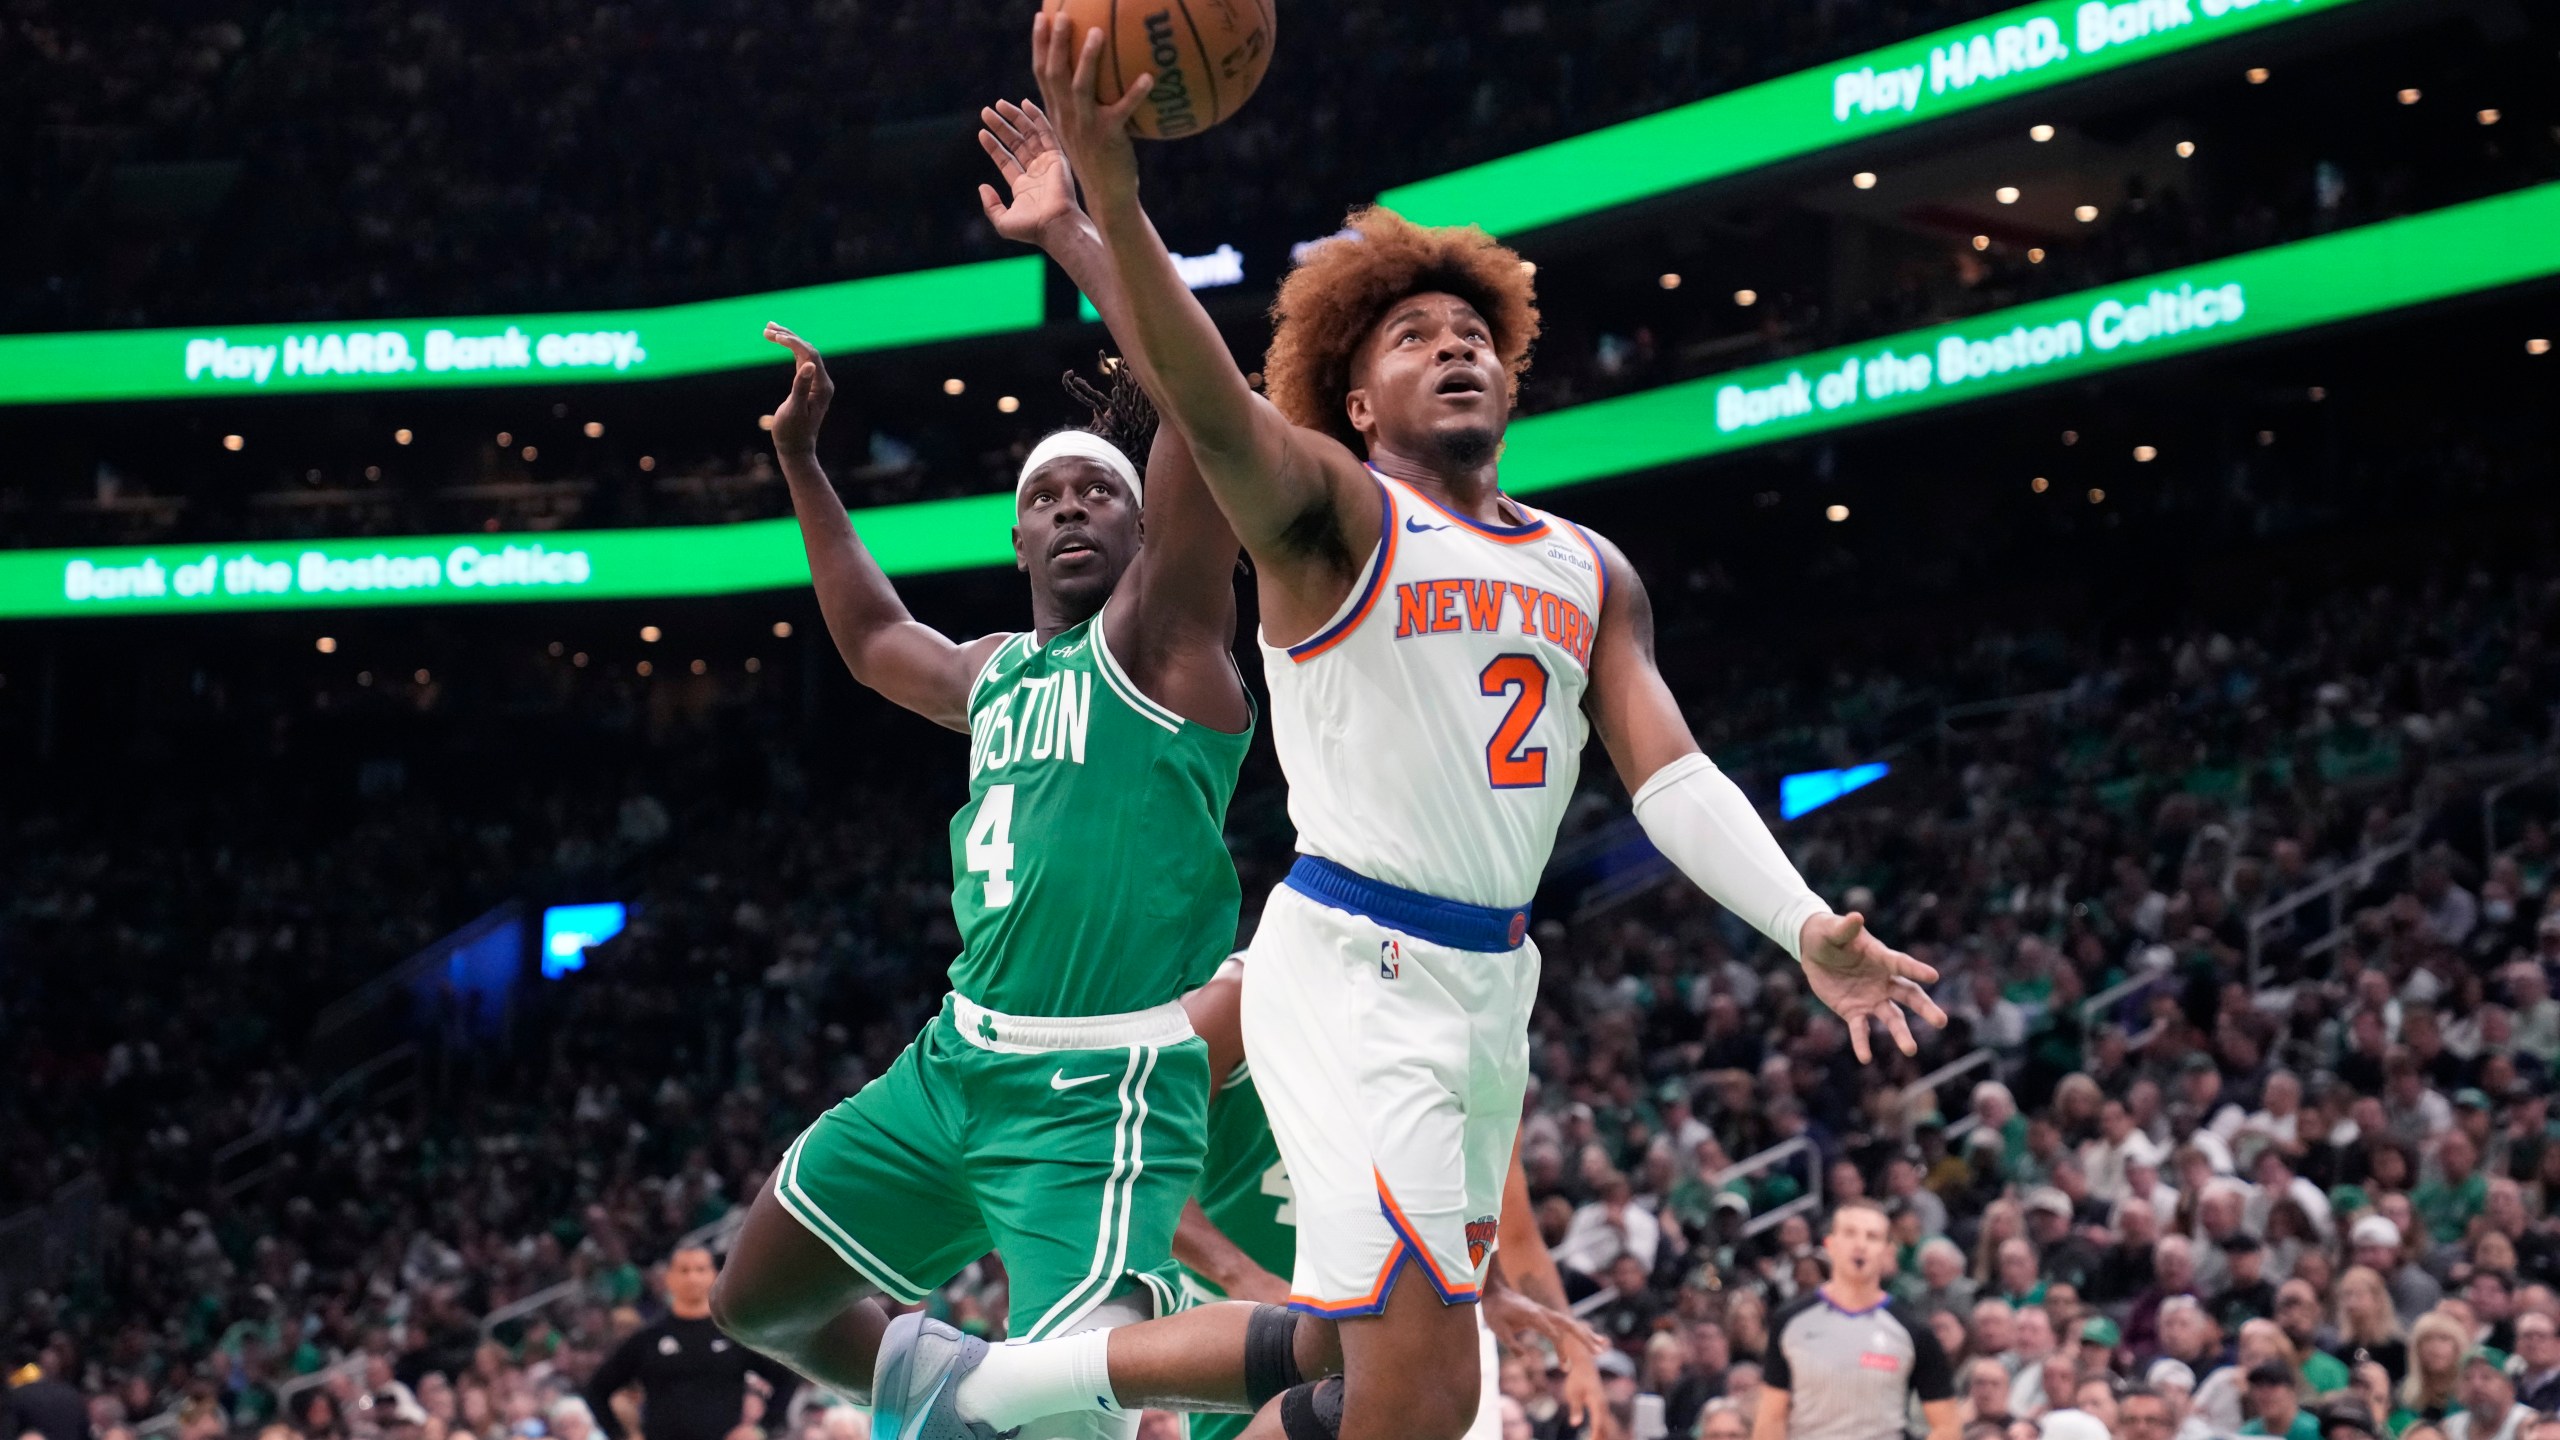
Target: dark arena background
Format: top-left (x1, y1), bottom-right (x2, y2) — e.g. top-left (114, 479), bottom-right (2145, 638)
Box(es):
top-left (6, 3), bottom-right (2560, 1440)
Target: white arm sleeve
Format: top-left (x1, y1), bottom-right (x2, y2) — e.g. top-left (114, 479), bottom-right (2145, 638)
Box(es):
top-left (1631, 751), bottom-right (1831, 963)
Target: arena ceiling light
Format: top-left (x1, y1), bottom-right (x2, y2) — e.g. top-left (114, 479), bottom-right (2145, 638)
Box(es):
top-left (0, 256), bottom-right (1047, 407)
top-left (1380, 0), bottom-right (2390, 236)
top-left (7, 183), bottom-right (2558, 621)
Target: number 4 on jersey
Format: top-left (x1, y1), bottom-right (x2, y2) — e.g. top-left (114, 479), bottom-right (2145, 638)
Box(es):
top-left (966, 782), bottom-right (1017, 907)
top-left (1261, 1159), bottom-right (1297, 1227)
top-left (1480, 654), bottom-right (1551, 789)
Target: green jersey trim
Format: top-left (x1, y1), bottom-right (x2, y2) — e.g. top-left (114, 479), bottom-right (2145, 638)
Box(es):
top-left (1091, 614), bottom-right (1184, 733)
top-left (1022, 1043), bottom-right (1167, 1339)
top-left (774, 1125), bottom-right (933, 1303)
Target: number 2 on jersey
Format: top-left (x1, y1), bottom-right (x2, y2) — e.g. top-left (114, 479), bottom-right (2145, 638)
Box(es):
top-left (1479, 654), bottom-right (1551, 789)
top-left (966, 783), bottom-right (1017, 907)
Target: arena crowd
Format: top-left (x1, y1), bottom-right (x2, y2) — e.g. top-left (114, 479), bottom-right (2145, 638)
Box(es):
top-left (7, 487), bottom-right (2557, 1440)
top-left (5, 7), bottom-right (2557, 1432)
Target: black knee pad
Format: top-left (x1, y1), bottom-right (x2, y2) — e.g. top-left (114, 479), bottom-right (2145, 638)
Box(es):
top-left (1278, 1377), bottom-right (1344, 1440)
top-left (1244, 1304), bottom-right (1307, 1411)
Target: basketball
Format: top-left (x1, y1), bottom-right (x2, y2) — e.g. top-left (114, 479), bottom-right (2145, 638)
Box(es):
top-left (1043, 0), bottom-right (1274, 140)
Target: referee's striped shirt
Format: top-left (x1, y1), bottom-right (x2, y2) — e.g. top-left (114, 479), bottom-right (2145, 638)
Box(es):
top-left (1762, 1290), bottom-right (1956, 1440)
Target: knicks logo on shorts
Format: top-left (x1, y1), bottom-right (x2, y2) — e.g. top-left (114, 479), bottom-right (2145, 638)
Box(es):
top-left (1466, 1216), bottom-right (1499, 1269)
top-left (1379, 940), bottom-right (1401, 980)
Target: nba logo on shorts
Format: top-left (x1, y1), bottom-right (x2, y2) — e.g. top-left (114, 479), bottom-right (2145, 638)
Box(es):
top-left (1379, 939), bottom-right (1401, 980)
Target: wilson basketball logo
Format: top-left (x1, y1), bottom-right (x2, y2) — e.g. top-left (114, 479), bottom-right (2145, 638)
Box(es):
top-left (1046, 0), bottom-right (1273, 140)
top-left (1139, 12), bottom-right (1201, 138)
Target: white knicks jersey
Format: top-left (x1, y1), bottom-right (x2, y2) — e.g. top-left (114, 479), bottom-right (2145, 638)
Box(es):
top-left (1260, 468), bottom-right (1609, 910)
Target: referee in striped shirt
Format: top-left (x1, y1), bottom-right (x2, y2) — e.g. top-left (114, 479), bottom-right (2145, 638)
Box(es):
top-left (1756, 1200), bottom-right (1960, 1440)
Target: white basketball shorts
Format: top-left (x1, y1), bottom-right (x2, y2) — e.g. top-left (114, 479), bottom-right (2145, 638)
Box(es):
top-left (1240, 862), bottom-right (1540, 1317)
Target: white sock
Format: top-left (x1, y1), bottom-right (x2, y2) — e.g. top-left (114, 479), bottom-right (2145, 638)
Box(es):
top-left (954, 1330), bottom-right (1122, 1430)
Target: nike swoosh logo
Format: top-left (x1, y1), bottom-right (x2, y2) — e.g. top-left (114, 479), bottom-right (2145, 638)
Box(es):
top-left (1405, 516), bottom-right (1451, 533)
top-left (1051, 1071), bottom-right (1110, 1091)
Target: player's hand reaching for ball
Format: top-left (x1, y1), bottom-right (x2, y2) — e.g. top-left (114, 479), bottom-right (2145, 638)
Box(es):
top-left (1029, 10), bottom-right (1149, 208)
top-left (762, 323), bottom-right (833, 457)
top-left (978, 99), bottom-right (1086, 249)
top-left (1797, 911), bottom-right (1948, 1064)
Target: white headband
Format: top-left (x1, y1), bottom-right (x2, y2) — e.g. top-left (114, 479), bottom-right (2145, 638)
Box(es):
top-left (1016, 430), bottom-right (1142, 509)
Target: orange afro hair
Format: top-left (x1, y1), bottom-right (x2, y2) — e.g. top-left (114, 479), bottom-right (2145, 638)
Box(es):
top-left (1264, 206), bottom-right (1541, 455)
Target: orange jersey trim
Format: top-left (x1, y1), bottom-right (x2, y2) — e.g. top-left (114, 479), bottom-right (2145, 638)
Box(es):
top-left (1287, 472), bottom-right (1399, 663)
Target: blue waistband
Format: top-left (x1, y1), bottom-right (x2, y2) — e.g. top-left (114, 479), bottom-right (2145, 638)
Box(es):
top-left (1282, 855), bottom-right (1531, 953)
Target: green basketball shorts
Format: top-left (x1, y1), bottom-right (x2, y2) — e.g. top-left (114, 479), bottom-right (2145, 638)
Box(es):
top-left (775, 993), bottom-right (1208, 1339)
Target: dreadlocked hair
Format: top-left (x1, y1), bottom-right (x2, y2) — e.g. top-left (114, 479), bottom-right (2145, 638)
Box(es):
top-left (1265, 205), bottom-right (1541, 455)
top-left (1059, 353), bottom-right (1159, 474)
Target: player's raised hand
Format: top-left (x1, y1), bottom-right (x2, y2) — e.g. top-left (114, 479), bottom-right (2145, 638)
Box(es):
top-left (1798, 911), bottom-right (1948, 1064)
top-left (1029, 10), bottom-right (1148, 207)
top-left (978, 98), bottom-right (1085, 248)
top-left (762, 323), bottom-right (833, 456)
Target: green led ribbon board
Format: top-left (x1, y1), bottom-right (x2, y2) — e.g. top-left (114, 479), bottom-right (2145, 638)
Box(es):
top-left (1497, 181), bottom-right (2560, 493)
top-left (3, 182), bottom-right (2553, 619)
top-left (0, 0), bottom-right (2379, 404)
top-left (0, 494), bottom-right (1015, 619)
top-left (1383, 0), bottom-right (2380, 235)
top-left (0, 257), bottom-right (1047, 407)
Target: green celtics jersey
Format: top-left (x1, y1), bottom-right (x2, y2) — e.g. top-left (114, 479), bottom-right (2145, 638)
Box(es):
top-left (1186, 1060), bottom-right (1297, 1293)
top-left (948, 611), bottom-right (1250, 1017)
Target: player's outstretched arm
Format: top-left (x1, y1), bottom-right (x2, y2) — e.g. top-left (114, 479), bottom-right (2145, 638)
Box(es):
top-left (1028, 15), bottom-right (1377, 577)
top-left (764, 324), bottom-right (1003, 733)
top-left (1490, 1140), bottom-right (1606, 1426)
top-left (1171, 1199), bottom-right (1290, 1306)
top-left (977, 99), bottom-right (1245, 730)
top-left (978, 97), bottom-right (1178, 440)
top-left (1580, 530), bottom-right (1947, 1064)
